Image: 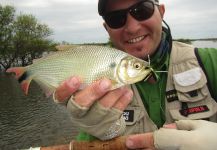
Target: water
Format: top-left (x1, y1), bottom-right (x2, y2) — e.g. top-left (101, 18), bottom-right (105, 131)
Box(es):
top-left (0, 73), bottom-right (78, 150)
top-left (192, 40), bottom-right (217, 48)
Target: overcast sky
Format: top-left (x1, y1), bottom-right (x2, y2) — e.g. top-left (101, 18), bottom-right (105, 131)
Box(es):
top-left (1, 0), bottom-right (217, 44)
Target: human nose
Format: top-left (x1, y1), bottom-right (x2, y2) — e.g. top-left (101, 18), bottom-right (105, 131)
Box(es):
top-left (124, 13), bottom-right (141, 34)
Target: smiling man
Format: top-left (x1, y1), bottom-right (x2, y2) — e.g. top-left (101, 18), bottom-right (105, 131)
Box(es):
top-left (101, 0), bottom-right (163, 60)
top-left (54, 0), bottom-right (217, 149)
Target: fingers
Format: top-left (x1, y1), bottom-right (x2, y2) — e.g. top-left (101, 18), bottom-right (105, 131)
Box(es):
top-left (74, 78), bottom-right (133, 110)
top-left (55, 76), bottom-right (81, 102)
top-left (73, 78), bottom-right (112, 108)
top-left (175, 120), bottom-right (199, 130)
top-left (99, 87), bottom-right (133, 110)
top-left (163, 123), bottom-right (177, 129)
top-left (113, 88), bottom-right (133, 111)
top-left (163, 120), bottom-right (208, 130)
top-left (126, 133), bottom-right (155, 149)
top-left (55, 77), bottom-right (133, 111)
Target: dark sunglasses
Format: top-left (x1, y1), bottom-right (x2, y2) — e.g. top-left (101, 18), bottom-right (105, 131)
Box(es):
top-left (103, 0), bottom-right (159, 29)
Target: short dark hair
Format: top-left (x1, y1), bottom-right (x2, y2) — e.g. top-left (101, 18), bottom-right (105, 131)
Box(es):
top-left (98, 0), bottom-right (159, 16)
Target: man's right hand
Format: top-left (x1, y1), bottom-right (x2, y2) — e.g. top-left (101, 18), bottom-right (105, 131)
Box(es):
top-left (54, 76), bottom-right (133, 140)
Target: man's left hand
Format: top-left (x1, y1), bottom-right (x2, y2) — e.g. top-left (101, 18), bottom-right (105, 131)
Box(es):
top-left (126, 120), bottom-right (217, 150)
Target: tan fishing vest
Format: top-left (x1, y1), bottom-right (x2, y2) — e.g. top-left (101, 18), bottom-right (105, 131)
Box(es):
top-left (123, 41), bottom-right (217, 135)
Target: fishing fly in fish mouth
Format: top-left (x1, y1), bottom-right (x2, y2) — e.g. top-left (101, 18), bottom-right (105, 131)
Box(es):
top-left (6, 45), bottom-right (154, 96)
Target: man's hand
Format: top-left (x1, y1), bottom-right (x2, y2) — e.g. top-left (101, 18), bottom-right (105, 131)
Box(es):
top-left (126, 120), bottom-right (217, 150)
top-left (54, 76), bottom-right (133, 140)
top-left (54, 76), bottom-right (133, 110)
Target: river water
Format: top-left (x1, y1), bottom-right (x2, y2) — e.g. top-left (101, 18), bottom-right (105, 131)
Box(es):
top-left (0, 73), bottom-right (78, 150)
top-left (192, 40), bottom-right (217, 48)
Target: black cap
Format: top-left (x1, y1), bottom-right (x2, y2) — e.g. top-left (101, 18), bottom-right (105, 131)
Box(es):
top-left (98, 0), bottom-right (159, 16)
top-left (98, 0), bottom-right (107, 16)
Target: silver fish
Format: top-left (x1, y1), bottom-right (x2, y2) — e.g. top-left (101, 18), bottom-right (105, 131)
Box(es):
top-left (6, 45), bottom-right (152, 96)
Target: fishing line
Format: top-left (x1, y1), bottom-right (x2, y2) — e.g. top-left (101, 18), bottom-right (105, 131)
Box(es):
top-left (147, 54), bottom-right (168, 73)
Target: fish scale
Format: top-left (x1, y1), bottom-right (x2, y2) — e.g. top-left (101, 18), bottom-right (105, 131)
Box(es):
top-left (27, 46), bottom-right (126, 86)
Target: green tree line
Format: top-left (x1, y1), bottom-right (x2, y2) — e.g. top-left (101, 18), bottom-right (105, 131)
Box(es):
top-left (0, 5), bottom-right (56, 71)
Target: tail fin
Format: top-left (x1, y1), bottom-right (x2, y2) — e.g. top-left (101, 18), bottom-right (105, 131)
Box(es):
top-left (6, 67), bottom-right (26, 79)
top-left (6, 67), bottom-right (32, 95)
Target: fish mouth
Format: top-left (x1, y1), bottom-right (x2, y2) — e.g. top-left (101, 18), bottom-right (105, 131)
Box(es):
top-left (127, 35), bottom-right (147, 44)
top-left (137, 69), bottom-right (153, 81)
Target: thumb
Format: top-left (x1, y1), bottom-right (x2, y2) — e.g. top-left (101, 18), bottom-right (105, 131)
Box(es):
top-left (154, 128), bottom-right (190, 150)
top-left (126, 133), bottom-right (154, 149)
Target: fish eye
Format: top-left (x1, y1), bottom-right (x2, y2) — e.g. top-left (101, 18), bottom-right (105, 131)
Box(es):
top-left (133, 62), bottom-right (142, 70)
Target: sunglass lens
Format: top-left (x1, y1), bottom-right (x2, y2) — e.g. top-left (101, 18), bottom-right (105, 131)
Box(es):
top-left (104, 1), bottom-right (155, 29)
top-left (104, 11), bottom-right (126, 29)
top-left (131, 1), bottom-right (154, 21)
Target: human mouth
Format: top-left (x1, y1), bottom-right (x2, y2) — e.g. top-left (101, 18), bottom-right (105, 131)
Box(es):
top-left (127, 35), bottom-right (146, 44)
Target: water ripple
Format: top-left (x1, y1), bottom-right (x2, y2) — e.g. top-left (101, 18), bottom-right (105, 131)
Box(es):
top-left (0, 73), bottom-right (78, 150)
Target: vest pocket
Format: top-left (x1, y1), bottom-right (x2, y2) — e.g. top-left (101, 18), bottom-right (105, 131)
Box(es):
top-left (168, 68), bottom-right (217, 120)
top-left (173, 67), bottom-right (208, 102)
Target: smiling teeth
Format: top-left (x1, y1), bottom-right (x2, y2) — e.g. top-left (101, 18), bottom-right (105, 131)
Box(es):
top-left (128, 36), bottom-right (145, 44)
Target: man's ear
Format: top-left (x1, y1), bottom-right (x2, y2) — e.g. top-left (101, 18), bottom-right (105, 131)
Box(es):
top-left (103, 22), bottom-right (108, 31)
top-left (158, 4), bottom-right (165, 19)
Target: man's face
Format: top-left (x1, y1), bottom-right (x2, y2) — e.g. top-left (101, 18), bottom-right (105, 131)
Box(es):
top-left (104, 0), bottom-right (165, 59)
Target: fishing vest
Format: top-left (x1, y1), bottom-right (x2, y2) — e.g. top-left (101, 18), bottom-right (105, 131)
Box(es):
top-left (123, 41), bottom-right (217, 135)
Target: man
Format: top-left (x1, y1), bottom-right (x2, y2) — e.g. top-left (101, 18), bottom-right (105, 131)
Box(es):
top-left (54, 0), bottom-right (217, 149)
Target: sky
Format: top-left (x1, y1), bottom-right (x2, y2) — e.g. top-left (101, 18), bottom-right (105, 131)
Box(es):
top-left (1, 0), bottom-right (217, 44)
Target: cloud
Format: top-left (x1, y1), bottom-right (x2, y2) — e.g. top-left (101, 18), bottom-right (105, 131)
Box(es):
top-left (1, 0), bottom-right (105, 43)
top-left (161, 0), bottom-right (217, 38)
top-left (1, 0), bottom-right (217, 43)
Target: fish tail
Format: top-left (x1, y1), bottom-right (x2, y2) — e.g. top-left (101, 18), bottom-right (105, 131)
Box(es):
top-left (6, 67), bottom-right (32, 95)
top-left (6, 67), bottom-right (26, 79)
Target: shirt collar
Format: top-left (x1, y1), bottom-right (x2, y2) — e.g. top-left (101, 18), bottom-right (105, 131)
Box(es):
top-left (148, 30), bottom-right (171, 81)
